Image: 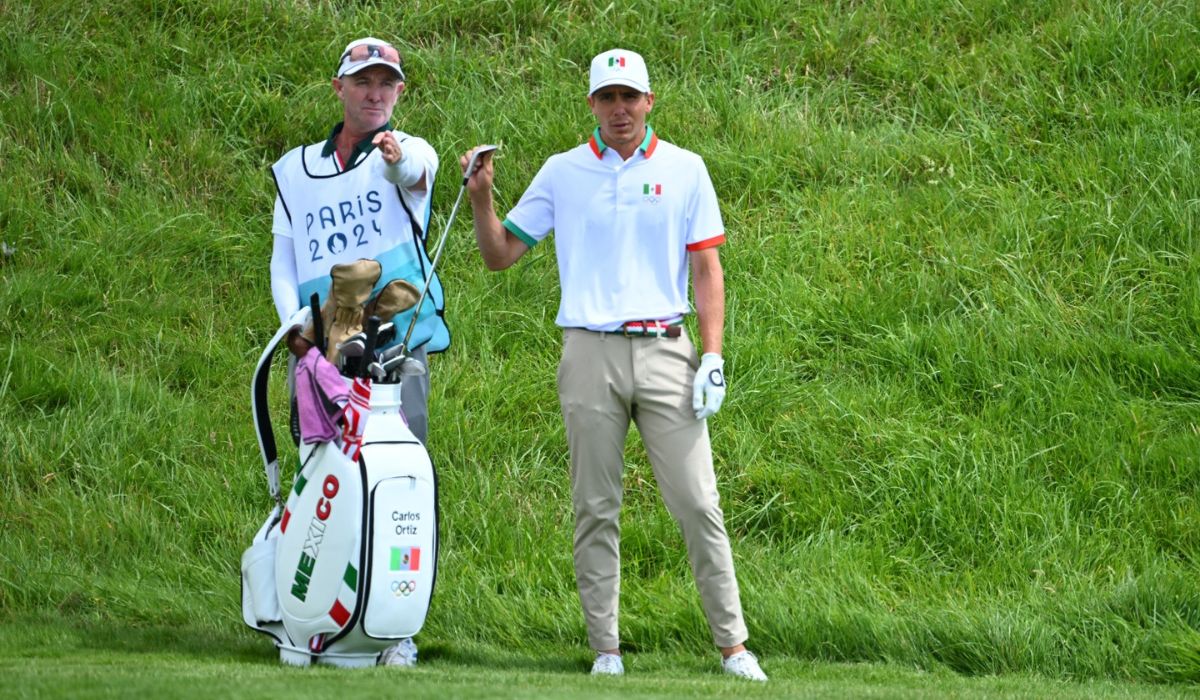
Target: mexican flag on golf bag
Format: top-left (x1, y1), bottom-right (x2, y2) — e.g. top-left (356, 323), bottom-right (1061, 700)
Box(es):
top-left (241, 308), bottom-right (439, 668)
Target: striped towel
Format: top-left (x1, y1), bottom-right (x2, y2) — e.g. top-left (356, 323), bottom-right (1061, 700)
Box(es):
top-left (339, 377), bottom-right (371, 462)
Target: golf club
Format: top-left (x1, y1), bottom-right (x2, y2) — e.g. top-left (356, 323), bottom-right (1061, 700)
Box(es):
top-left (366, 335), bottom-right (426, 381)
top-left (370, 346), bottom-right (426, 381)
top-left (339, 322), bottom-right (395, 358)
top-left (359, 316), bottom-right (381, 380)
top-left (368, 341), bottom-right (403, 380)
top-left (309, 292), bottom-right (325, 354)
top-left (395, 144), bottom-right (499, 360)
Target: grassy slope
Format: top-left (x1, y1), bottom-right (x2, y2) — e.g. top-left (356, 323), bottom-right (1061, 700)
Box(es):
top-left (1, 0), bottom-right (1198, 687)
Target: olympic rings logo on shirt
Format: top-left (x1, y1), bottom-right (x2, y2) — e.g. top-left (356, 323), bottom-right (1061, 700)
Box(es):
top-left (391, 579), bottom-right (418, 597)
top-left (642, 195), bottom-right (662, 205)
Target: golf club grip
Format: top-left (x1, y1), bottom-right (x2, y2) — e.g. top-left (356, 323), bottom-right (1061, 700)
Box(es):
top-left (360, 316), bottom-right (381, 378)
top-left (309, 293), bottom-right (325, 353)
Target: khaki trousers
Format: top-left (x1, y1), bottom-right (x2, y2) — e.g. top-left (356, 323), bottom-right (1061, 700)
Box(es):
top-left (557, 327), bottom-right (748, 651)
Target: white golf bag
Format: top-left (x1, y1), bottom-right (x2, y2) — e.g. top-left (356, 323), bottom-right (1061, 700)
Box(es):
top-left (241, 310), bottom-right (438, 667)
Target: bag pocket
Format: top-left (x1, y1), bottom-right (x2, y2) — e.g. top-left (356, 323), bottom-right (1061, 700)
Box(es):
top-left (362, 474), bottom-right (437, 640)
top-left (242, 535), bottom-right (281, 624)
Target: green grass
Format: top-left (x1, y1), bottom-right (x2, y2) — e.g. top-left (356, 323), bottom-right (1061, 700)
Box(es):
top-left (2, 0), bottom-right (1199, 695)
top-left (4, 616), bottom-right (1197, 699)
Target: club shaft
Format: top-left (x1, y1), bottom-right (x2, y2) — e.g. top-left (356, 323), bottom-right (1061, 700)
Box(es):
top-left (399, 182), bottom-right (467, 353)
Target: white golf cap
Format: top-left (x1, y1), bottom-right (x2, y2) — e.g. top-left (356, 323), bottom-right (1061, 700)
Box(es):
top-left (588, 49), bottom-right (650, 95)
top-left (336, 37), bottom-right (405, 80)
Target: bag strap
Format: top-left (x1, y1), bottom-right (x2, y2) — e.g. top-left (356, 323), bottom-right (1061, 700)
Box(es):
top-left (251, 307), bottom-right (311, 505)
top-left (394, 184), bottom-right (425, 241)
top-left (393, 136), bottom-right (434, 242)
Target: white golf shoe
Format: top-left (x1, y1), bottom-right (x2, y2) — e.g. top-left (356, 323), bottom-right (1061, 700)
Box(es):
top-left (590, 652), bottom-right (624, 676)
top-left (378, 637), bottom-right (418, 667)
top-left (722, 650), bottom-right (767, 681)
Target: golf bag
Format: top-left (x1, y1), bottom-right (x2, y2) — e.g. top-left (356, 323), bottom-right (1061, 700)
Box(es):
top-left (241, 309), bottom-right (439, 667)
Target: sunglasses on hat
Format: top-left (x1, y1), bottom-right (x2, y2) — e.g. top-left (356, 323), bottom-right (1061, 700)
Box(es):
top-left (337, 43), bottom-right (405, 78)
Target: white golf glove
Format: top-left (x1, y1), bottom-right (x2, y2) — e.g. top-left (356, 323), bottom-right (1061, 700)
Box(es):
top-left (692, 353), bottom-right (726, 420)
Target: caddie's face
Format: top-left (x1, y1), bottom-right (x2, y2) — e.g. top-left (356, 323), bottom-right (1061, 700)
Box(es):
top-left (588, 86), bottom-right (654, 152)
top-left (333, 66), bottom-right (405, 133)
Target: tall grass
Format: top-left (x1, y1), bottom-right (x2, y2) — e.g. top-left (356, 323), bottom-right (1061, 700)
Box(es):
top-left (1, 0), bottom-right (1198, 685)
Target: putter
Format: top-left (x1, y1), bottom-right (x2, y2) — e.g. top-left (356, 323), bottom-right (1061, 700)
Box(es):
top-left (394, 144), bottom-right (499, 365)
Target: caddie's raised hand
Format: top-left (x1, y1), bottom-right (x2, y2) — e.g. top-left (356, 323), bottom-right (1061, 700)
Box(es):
top-left (693, 353), bottom-right (726, 419)
top-left (461, 145), bottom-right (495, 196)
top-left (373, 130), bottom-right (403, 165)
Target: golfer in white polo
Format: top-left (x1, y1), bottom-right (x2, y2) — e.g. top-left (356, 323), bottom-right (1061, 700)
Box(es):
top-left (460, 49), bottom-right (767, 681)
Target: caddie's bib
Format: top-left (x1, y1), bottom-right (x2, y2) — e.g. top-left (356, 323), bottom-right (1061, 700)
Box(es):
top-left (272, 146), bottom-right (449, 353)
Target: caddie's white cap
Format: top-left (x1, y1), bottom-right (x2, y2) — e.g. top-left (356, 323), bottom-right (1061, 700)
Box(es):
top-left (588, 48), bottom-right (650, 96)
top-left (336, 37), bottom-right (405, 80)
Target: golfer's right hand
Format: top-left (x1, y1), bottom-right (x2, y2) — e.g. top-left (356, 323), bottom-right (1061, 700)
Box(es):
top-left (461, 145), bottom-right (494, 195)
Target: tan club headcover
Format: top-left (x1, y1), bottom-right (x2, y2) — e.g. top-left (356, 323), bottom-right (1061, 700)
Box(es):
top-left (364, 278), bottom-right (421, 324)
top-left (317, 258), bottom-right (382, 363)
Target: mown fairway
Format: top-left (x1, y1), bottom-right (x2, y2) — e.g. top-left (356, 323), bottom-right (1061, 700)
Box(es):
top-left (1, 0), bottom-right (1198, 697)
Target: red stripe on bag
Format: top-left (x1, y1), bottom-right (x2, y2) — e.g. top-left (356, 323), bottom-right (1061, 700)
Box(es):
top-left (340, 377), bottom-right (372, 462)
top-left (329, 600), bottom-right (351, 627)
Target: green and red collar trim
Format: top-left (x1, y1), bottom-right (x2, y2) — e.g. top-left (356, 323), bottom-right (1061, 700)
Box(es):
top-left (588, 125), bottom-right (659, 160)
top-left (321, 121), bottom-right (392, 170)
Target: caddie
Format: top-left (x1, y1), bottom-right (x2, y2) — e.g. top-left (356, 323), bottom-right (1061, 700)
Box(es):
top-left (459, 48), bottom-right (767, 681)
top-left (267, 36), bottom-right (448, 667)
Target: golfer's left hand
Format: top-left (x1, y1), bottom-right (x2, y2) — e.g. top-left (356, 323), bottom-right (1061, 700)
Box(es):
top-left (693, 353), bottom-right (726, 419)
top-left (373, 130), bottom-right (403, 165)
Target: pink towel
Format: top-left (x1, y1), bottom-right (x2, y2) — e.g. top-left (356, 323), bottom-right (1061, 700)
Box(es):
top-left (294, 346), bottom-right (349, 444)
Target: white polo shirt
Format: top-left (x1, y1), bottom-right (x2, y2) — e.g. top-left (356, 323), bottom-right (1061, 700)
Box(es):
top-left (503, 126), bottom-right (725, 331)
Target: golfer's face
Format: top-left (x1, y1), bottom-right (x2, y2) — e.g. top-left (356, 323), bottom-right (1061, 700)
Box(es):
top-left (335, 66), bottom-right (404, 133)
top-left (589, 86), bottom-right (654, 150)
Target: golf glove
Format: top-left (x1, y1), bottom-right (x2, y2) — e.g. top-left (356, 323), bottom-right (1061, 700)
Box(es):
top-left (692, 353), bottom-right (726, 420)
